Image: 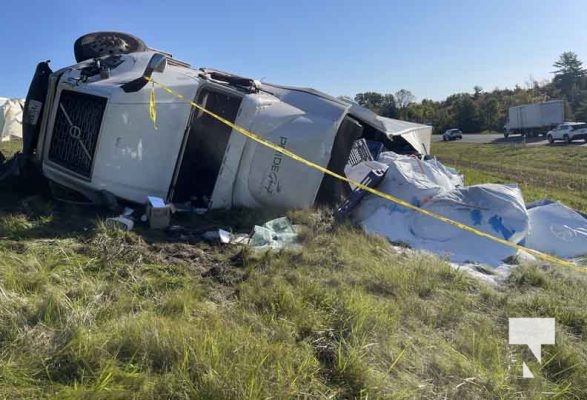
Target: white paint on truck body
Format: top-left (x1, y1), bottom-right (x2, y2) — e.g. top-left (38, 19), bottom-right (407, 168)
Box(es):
top-left (228, 88), bottom-right (347, 209)
top-left (505, 100), bottom-right (564, 132)
top-left (41, 52), bottom-right (199, 203)
top-left (38, 51), bottom-right (345, 207)
top-left (35, 50), bottom-right (431, 208)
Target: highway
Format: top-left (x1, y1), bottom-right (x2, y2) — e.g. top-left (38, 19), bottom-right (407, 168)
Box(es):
top-left (432, 133), bottom-right (587, 147)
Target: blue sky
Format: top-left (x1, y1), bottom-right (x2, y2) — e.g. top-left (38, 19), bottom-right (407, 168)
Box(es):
top-left (2, 0), bottom-right (586, 101)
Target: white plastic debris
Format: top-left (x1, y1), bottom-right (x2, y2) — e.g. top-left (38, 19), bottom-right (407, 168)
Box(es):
top-left (353, 153), bottom-right (463, 217)
top-left (525, 201), bottom-right (587, 258)
top-left (250, 217), bottom-right (298, 249)
top-left (105, 216), bottom-right (134, 231)
top-left (0, 98), bottom-right (24, 142)
top-left (450, 262), bottom-right (514, 285)
top-left (203, 229), bottom-right (232, 244)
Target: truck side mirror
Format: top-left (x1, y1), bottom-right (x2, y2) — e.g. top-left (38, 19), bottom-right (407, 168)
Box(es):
top-left (120, 53), bottom-right (167, 93)
top-left (148, 53), bottom-right (167, 73)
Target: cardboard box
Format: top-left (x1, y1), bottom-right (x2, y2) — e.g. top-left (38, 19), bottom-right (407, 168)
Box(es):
top-left (146, 196), bottom-right (171, 229)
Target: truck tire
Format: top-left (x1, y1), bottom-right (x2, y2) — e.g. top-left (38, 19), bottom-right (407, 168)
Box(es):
top-left (564, 134), bottom-right (571, 144)
top-left (74, 32), bottom-right (147, 63)
top-left (547, 134), bottom-right (554, 144)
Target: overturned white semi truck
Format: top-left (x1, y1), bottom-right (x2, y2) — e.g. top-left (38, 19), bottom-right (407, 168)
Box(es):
top-left (21, 32), bottom-right (431, 209)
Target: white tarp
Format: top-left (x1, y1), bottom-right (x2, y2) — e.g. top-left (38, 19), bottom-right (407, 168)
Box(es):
top-left (352, 152), bottom-right (532, 266)
top-left (525, 201), bottom-right (587, 259)
top-left (0, 98), bottom-right (24, 141)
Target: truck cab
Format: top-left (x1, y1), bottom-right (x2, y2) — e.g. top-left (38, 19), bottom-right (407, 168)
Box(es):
top-left (21, 32), bottom-right (432, 210)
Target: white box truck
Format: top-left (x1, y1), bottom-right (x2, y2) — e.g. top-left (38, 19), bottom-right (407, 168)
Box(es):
top-left (504, 100), bottom-right (564, 138)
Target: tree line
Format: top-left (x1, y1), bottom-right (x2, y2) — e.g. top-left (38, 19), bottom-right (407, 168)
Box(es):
top-left (354, 52), bottom-right (587, 134)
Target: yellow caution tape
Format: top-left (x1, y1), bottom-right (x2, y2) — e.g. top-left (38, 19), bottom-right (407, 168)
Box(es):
top-left (149, 80), bottom-right (157, 129)
top-left (145, 76), bottom-right (585, 273)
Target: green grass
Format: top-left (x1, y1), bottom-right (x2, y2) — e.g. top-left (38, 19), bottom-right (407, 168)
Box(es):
top-left (0, 139), bottom-right (23, 158)
top-left (1, 139), bottom-right (587, 399)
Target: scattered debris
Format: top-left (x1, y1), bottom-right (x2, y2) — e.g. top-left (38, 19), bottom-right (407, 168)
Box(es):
top-left (163, 217), bottom-right (298, 250)
top-left (249, 217), bottom-right (299, 250)
top-left (105, 207), bottom-right (137, 231)
top-left (351, 152), bottom-right (587, 267)
top-left (146, 196), bottom-right (172, 229)
top-left (337, 166), bottom-right (387, 217)
top-left (203, 229), bottom-right (232, 244)
top-left (105, 216), bottom-right (134, 231)
top-left (0, 98), bottom-right (24, 142)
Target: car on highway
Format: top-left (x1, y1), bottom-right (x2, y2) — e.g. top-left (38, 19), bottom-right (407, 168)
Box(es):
top-left (442, 128), bottom-right (463, 141)
top-left (546, 122), bottom-right (587, 144)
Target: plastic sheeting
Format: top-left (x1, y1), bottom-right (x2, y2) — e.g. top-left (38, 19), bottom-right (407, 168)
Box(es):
top-left (525, 201), bottom-right (587, 259)
top-left (353, 152), bottom-right (531, 266)
top-left (0, 98), bottom-right (24, 141)
top-left (249, 217), bottom-right (299, 250)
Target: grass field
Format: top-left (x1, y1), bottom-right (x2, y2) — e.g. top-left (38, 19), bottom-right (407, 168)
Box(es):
top-left (1, 139), bottom-right (587, 399)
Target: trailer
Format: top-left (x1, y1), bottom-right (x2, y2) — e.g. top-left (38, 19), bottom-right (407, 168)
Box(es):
top-left (504, 100), bottom-right (564, 138)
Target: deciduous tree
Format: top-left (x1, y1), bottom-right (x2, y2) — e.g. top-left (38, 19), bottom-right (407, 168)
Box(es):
top-left (395, 89), bottom-right (415, 119)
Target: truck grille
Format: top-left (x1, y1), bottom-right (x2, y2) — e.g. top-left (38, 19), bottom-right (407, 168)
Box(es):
top-left (48, 90), bottom-right (107, 178)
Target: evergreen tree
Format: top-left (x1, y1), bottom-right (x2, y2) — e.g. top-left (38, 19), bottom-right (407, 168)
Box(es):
top-left (553, 51), bottom-right (586, 104)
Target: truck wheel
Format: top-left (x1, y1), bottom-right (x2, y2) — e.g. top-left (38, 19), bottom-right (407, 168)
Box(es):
top-left (564, 134), bottom-right (571, 144)
top-left (74, 32), bottom-right (147, 63)
top-left (547, 134), bottom-right (554, 144)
